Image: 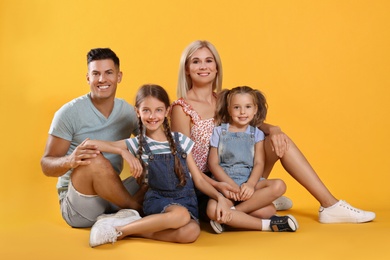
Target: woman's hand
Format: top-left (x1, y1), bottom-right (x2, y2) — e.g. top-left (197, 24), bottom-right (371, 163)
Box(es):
top-left (268, 126), bottom-right (291, 158)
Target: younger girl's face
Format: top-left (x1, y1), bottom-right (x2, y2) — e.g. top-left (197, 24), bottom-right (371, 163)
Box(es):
top-left (228, 93), bottom-right (258, 127)
top-left (137, 96), bottom-right (169, 132)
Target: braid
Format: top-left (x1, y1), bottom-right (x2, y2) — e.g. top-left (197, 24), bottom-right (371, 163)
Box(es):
top-left (163, 117), bottom-right (186, 187)
top-left (136, 117), bottom-right (146, 168)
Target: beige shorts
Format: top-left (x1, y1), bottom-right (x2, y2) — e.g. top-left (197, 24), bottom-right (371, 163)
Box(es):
top-left (59, 177), bottom-right (139, 228)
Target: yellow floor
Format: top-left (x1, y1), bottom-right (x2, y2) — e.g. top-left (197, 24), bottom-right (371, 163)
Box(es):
top-left (1, 177), bottom-right (389, 260)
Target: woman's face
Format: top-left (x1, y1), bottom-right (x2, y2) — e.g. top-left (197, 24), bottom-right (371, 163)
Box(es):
top-left (186, 47), bottom-right (217, 86)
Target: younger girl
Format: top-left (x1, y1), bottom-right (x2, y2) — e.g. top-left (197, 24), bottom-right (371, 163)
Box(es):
top-left (207, 86), bottom-right (299, 233)
top-left (88, 84), bottom-right (232, 247)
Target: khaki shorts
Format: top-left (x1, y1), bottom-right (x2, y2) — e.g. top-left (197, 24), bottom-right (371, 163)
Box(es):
top-left (59, 177), bottom-right (140, 228)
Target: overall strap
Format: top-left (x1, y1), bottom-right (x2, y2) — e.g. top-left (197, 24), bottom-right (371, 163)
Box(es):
top-left (221, 123), bottom-right (228, 135)
top-left (139, 136), bottom-right (154, 160)
top-left (173, 132), bottom-right (187, 159)
top-left (249, 125), bottom-right (256, 138)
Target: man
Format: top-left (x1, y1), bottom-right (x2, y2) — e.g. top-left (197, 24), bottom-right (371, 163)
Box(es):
top-left (41, 48), bottom-right (145, 228)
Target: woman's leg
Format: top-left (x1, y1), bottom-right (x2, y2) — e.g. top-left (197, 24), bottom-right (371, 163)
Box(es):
top-left (263, 137), bottom-right (338, 207)
top-left (263, 136), bottom-right (375, 223)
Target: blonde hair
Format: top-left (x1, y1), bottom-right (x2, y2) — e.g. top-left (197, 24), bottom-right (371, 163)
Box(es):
top-left (176, 40), bottom-right (223, 99)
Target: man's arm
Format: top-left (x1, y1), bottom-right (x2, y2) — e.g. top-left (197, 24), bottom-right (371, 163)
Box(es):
top-left (40, 135), bottom-right (99, 177)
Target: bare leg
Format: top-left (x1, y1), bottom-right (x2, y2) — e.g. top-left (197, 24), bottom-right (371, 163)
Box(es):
top-left (71, 154), bottom-right (145, 211)
top-left (207, 199), bottom-right (263, 230)
top-left (263, 137), bottom-right (338, 207)
top-left (234, 179), bottom-right (285, 214)
top-left (137, 220), bottom-right (200, 243)
top-left (117, 205), bottom-right (200, 243)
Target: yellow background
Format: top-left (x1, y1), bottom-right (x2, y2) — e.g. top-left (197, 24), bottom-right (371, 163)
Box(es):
top-left (1, 0), bottom-right (389, 259)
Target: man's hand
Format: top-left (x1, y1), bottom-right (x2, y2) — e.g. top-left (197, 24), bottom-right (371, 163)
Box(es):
top-left (68, 138), bottom-right (100, 169)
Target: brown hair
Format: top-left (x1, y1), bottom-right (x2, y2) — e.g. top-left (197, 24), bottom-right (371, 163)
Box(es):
top-left (214, 86), bottom-right (267, 127)
top-left (135, 84), bottom-right (186, 186)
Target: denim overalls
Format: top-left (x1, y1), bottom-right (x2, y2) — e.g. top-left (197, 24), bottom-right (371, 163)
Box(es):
top-left (142, 132), bottom-right (199, 220)
top-left (218, 123), bottom-right (256, 186)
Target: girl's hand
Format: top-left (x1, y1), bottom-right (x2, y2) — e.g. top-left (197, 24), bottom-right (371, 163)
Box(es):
top-left (216, 181), bottom-right (240, 201)
top-left (268, 126), bottom-right (291, 158)
top-left (121, 150), bottom-right (143, 178)
top-left (215, 196), bottom-right (233, 223)
top-left (239, 183), bottom-right (254, 201)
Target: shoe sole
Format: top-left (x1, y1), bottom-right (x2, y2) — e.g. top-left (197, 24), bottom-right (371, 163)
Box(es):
top-left (273, 196), bottom-right (293, 211)
top-left (287, 214), bottom-right (299, 231)
top-left (210, 220), bottom-right (223, 234)
top-left (319, 214), bottom-right (376, 224)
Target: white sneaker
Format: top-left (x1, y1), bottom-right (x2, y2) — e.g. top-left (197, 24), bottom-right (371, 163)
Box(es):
top-left (210, 220), bottom-right (224, 234)
top-left (96, 209), bottom-right (141, 225)
top-left (90, 223), bottom-right (123, 248)
top-left (90, 209), bottom-right (141, 247)
top-left (319, 200), bottom-right (376, 224)
top-left (273, 196), bottom-right (293, 211)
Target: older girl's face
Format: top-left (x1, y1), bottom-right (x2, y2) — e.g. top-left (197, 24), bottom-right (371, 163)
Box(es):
top-left (186, 47), bottom-right (217, 86)
top-left (137, 96), bottom-right (169, 132)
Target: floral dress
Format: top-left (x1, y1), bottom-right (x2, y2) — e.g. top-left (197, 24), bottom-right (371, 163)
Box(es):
top-left (171, 98), bottom-right (215, 173)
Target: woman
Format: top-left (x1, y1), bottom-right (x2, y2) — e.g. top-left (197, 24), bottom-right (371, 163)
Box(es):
top-left (170, 40), bottom-right (375, 224)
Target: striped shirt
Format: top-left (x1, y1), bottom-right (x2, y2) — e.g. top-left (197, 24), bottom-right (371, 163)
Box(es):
top-left (125, 132), bottom-right (194, 165)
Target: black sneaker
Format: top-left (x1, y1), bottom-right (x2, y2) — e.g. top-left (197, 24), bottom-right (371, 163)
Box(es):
top-left (270, 215), bottom-right (299, 232)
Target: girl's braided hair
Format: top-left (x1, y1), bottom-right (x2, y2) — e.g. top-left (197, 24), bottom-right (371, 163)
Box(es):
top-left (135, 84), bottom-right (187, 187)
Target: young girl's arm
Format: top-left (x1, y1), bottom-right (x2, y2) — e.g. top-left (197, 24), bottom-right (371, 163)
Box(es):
top-left (84, 139), bottom-right (143, 178)
top-left (208, 147), bottom-right (240, 198)
top-left (186, 153), bottom-right (232, 223)
top-left (240, 140), bottom-right (265, 200)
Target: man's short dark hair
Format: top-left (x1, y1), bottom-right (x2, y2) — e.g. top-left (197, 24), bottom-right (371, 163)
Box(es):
top-left (87, 48), bottom-right (120, 68)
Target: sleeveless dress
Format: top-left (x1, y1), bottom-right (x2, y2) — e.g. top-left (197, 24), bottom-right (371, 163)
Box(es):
top-left (171, 98), bottom-right (215, 172)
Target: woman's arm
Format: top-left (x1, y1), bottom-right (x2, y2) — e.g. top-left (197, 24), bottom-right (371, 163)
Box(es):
top-left (259, 122), bottom-right (291, 158)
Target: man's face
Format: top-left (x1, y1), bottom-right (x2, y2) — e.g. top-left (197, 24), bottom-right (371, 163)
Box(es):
top-left (86, 59), bottom-right (122, 100)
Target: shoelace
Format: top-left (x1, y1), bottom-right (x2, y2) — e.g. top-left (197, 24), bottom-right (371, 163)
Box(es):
top-left (103, 230), bottom-right (122, 244)
top-left (339, 201), bottom-right (361, 213)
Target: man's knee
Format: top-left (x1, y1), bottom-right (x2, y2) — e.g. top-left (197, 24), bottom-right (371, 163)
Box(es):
top-left (73, 154), bottom-right (114, 178)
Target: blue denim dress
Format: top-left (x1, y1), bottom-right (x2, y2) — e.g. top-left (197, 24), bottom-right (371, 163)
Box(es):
top-left (218, 123), bottom-right (256, 186)
top-left (142, 132), bottom-right (199, 221)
